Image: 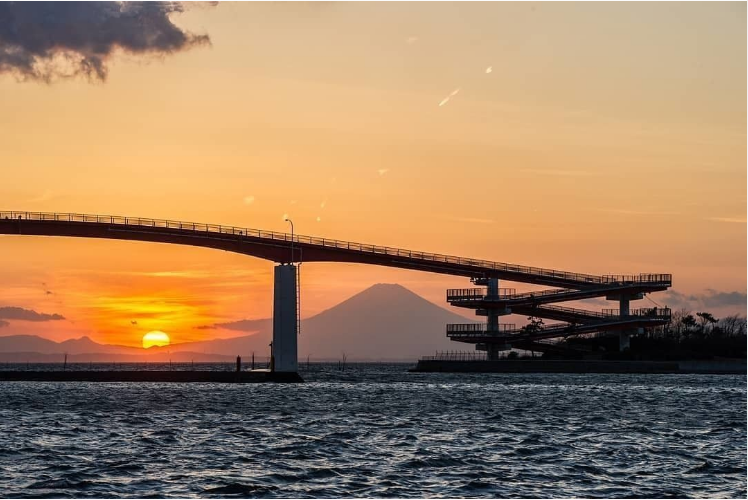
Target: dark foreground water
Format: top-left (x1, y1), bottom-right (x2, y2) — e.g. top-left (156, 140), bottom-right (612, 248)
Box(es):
top-left (0, 364), bottom-right (744, 498)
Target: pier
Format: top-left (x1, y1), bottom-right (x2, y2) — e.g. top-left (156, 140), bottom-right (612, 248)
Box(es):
top-left (0, 211), bottom-right (674, 374)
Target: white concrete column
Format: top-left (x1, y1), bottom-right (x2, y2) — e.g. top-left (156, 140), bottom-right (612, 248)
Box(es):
top-left (272, 264), bottom-right (298, 373)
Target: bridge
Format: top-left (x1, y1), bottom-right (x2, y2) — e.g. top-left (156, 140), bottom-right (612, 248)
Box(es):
top-left (0, 211), bottom-right (672, 371)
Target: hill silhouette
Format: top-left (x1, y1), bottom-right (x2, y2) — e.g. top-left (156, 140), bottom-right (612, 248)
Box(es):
top-left (0, 284), bottom-right (475, 362)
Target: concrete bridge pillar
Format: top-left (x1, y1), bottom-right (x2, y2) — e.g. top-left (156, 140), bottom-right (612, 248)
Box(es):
top-left (272, 264), bottom-right (298, 373)
top-left (486, 277), bottom-right (499, 297)
top-left (486, 344), bottom-right (500, 361)
top-left (619, 296), bottom-right (631, 351)
top-left (486, 278), bottom-right (501, 360)
top-left (486, 278), bottom-right (500, 330)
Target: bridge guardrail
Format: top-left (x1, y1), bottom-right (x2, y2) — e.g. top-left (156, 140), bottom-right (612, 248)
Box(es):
top-left (530, 305), bottom-right (671, 320)
top-left (447, 323), bottom-right (574, 339)
top-left (447, 287), bottom-right (575, 302)
top-left (420, 351), bottom-right (488, 362)
top-left (446, 288), bottom-right (517, 300)
top-left (446, 323), bottom-right (517, 333)
top-left (447, 311), bottom-right (671, 342)
top-left (1, 211), bottom-right (672, 287)
top-left (601, 307), bottom-right (672, 319)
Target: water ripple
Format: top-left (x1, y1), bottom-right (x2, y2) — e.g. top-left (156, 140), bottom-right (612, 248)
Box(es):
top-left (0, 365), bottom-right (744, 498)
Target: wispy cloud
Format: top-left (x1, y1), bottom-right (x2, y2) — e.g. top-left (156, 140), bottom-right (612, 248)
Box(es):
top-left (405, 36), bottom-right (418, 44)
top-left (28, 190), bottom-right (55, 203)
top-left (243, 195), bottom-right (255, 205)
top-left (439, 88), bottom-right (461, 107)
top-left (444, 215), bottom-right (495, 225)
top-left (703, 216), bottom-right (746, 224)
top-left (485, 66), bottom-right (493, 74)
top-left (377, 169), bottom-right (389, 176)
top-left (594, 208), bottom-right (680, 216)
top-left (93, 268), bottom-right (264, 280)
top-left (522, 168), bottom-right (598, 177)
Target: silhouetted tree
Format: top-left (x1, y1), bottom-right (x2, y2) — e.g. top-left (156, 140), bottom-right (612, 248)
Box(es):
top-left (718, 314), bottom-right (746, 337)
top-left (681, 314), bottom-right (698, 336)
top-left (520, 316), bottom-right (544, 335)
top-left (696, 312), bottom-right (718, 336)
top-left (669, 308), bottom-right (691, 341)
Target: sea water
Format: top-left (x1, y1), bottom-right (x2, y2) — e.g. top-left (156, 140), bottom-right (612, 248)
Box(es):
top-left (0, 364), bottom-right (744, 498)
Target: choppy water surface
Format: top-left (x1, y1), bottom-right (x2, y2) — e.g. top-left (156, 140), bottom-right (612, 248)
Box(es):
top-left (0, 364), bottom-right (744, 498)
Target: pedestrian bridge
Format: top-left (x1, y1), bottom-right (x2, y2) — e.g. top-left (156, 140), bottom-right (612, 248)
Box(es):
top-left (0, 211), bottom-right (673, 369)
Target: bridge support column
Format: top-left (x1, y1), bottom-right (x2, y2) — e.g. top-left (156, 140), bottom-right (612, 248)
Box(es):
top-left (619, 296), bottom-right (631, 351)
top-left (272, 264), bottom-right (298, 373)
top-left (486, 344), bottom-right (500, 361)
top-left (486, 278), bottom-right (500, 331)
top-left (486, 278), bottom-right (501, 360)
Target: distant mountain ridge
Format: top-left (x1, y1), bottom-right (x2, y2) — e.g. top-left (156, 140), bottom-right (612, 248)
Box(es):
top-left (0, 335), bottom-right (134, 355)
top-left (0, 284), bottom-right (475, 362)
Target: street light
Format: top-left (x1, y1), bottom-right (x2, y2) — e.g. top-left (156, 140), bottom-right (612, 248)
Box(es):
top-left (284, 215), bottom-right (294, 263)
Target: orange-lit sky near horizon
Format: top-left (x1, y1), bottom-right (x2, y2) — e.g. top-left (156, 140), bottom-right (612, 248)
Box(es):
top-left (0, 2), bottom-right (745, 347)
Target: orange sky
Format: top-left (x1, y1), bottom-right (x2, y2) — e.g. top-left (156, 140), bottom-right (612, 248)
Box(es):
top-left (0, 2), bottom-right (745, 347)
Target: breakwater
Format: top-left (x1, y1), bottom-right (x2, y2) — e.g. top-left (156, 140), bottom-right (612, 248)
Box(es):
top-left (412, 359), bottom-right (746, 374)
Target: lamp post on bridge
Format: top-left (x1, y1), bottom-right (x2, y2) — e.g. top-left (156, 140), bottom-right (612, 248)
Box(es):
top-left (284, 216), bottom-right (294, 264)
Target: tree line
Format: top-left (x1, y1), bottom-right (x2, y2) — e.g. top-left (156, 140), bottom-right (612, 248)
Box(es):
top-left (653, 309), bottom-right (746, 342)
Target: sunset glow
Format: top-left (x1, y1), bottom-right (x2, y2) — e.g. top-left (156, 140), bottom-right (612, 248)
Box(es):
top-left (142, 331), bottom-right (170, 349)
top-left (0, 2), bottom-right (744, 348)
top-left (0, 4), bottom-right (743, 498)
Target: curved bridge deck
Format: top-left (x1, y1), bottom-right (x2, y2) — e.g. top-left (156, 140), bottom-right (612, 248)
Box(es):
top-left (1, 211), bottom-right (671, 288)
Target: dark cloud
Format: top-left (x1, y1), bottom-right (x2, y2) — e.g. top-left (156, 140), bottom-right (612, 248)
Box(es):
top-left (0, 320), bottom-right (8, 328)
top-left (0, 306), bottom-right (65, 321)
top-left (662, 289), bottom-right (747, 312)
top-left (196, 318), bottom-right (270, 332)
top-left (0, 2), bottom-right (212, 82)
top-left (662, 290), bottom-right (692, 309)
top-left (131, 320), bottom-right (138, 326)
top-left (700, 289), bottom-right (747, 308)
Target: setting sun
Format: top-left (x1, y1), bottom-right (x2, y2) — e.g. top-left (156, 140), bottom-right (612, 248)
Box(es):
top-left (142, 331), bottom-right (170, 349)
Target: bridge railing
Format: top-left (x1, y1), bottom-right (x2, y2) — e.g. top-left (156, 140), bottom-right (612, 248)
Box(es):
top-left (447, 323), bottom-right (574, 340)
top-left (420, 351), bottom-right (488, 362)
top-left (446, 323), bottom-right (517, 333)
top-left (447, 310), bottom-right (672, 341)
top-left (534, 305), bottom-right (672, 320)
top-left (601, 307), bottom-right (671, 319)
top-left (447, 287), bottom-right (573, 302)
top-left (1, 211), bottom-right (672, 287)
top-left (446, 288), bottom-right (517, 300)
